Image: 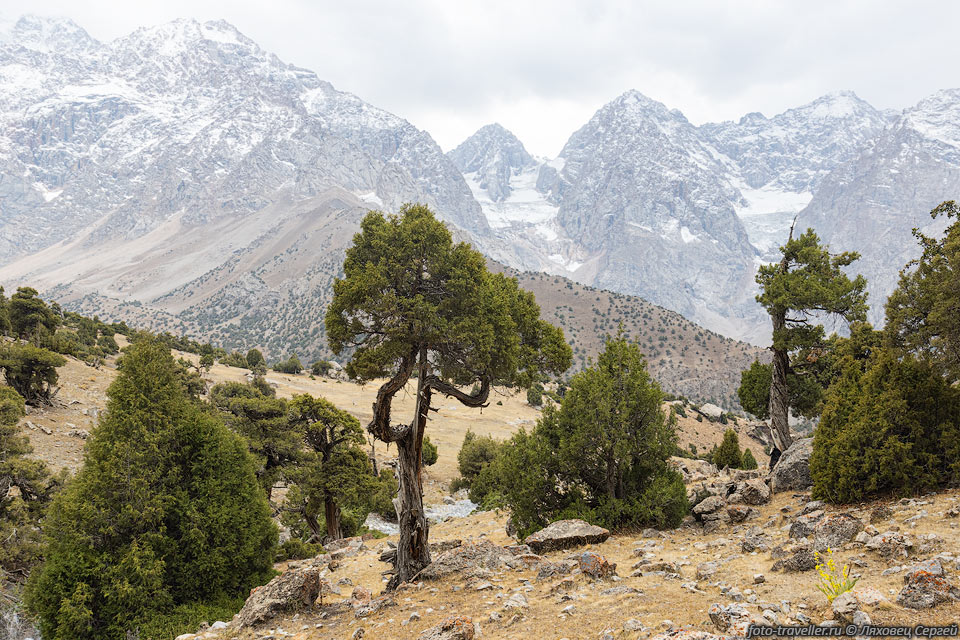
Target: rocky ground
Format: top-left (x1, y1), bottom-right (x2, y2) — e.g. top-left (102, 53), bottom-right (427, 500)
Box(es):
top-left (171, 453), bottom-right (960, 640)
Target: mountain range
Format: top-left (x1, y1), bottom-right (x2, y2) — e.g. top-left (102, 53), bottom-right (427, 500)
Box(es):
top-left (0, 15), bottom-right (957, 405)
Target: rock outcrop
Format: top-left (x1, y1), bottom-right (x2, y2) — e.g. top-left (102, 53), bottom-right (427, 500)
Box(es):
top-left (770, 438), bottom-right (813, 493)
top-left (524, 519), bottom-right (610, 553)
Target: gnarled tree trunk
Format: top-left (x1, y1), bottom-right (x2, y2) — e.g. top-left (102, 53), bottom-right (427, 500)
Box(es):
top-left (324, 492), bottom-right (343, 541)
top-left (768, 309), bottom-right (792, 457)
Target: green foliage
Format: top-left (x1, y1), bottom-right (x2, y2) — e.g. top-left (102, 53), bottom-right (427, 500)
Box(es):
top-left (0, 385), bottom-right (60, 582)
top-left (526, 383), bottom-right (543, 406)
top-left (713, 429), bottom-right (743, 469)
top-left (885, 201), bottom-right (960, 383)
top-left (246, 348), bottom-right (265, 370)
top-left (326, 204), bottom-right (572, 390)
top-left (0, 342), bottom-right (67, 404)
top-left (276, 539), bottom-right (324, 562)
top-left (456, 430), bottom-right (502, 492)
top-left (284, 394), bottom-right (374, 541)
top-left (810, 347), bottom-right (960, 503)
top-left (755, 228), bottom-right (868, 448)
top-left (272, 354), bottom-right (303, 374)
top-left (132, 594), bottom-right (249, 640)
top-left (198, 352), bottom-right (215, 373)
top-left (485, 334), bottom-right (688, 538)
top-left (210, 381), bottom-right (300, 497)
top-left (8, 287), bottom-right (60, 343)
top-left (0, 286), bottom-right (10, 336)
top-left (737, 360), bottom-right (771, 419)
top-left (367, 468), bottom-right (399, 521)
top-left (25, 339), bottom-right (276, 640)
top-left (311, 360), bottom-right (333, 376)
top-left (422, 434), bottom-right (438, 466)
top-left (741, 448), bottom-right (758, 470)
top-left (219, 351), bottom-right (248, 368)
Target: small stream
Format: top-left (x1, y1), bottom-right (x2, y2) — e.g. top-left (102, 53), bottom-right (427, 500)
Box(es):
top-left (363, 498), bottom-right (478, 536)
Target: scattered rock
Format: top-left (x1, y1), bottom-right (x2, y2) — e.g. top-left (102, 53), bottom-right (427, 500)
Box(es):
top-left (66, 428), bottom-right (90, 439)
top-left (693, 496), bottom-right (726, 518)
top-left (524, 519), bottom-right (610, 553)
top-left (419, 540), bottom-right (520, 579)
top-left (772, 545), bottom-right (816, 573)
top-left (237, 561), bottom-right (322, 627)
top-left (789, 510), bottom-right (824, 539)
top-left (770, 438), bottom-right (813, 493)
top-left (870, 505), bottom-right (893, 523)
top-left (419, 615), bottom-right (476, 640)
top-left (831, 591), bottom-right (859, 623)
top-left (733, 479), bottom-right (771, 506)
top-left (897, 571), bottom-right (960, 609)
top-left (696, 561), bottom-right (719, 580)
top-left (579, 551), bottom-right (617, 579)
top-left (865, 531), bottom-right (913, 559)
top-left (813, 513), bottom-right (864, 552)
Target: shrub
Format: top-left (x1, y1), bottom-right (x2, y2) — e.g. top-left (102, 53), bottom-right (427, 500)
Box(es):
top-left (25, 339), bottom-right (277, 640)
top-left (311, 360), bottom-right (333, 376)
top-left (487, 334), bottom-right (688, 537)
top-left (273, 355), bottom-right (303, 374)
top-left (526, 384), bottom-right (543, 407)
top-left (741, 448), bottom-right (758, 470)
top-left (456, 430), bottom-right (501, 487)
top-left (0, 342), bottom-right (66, 404)
top-left (276, 539), bottom-right (324, 562)
top-left (713, 429), bottom-right (743, 469)
top-left (811, 348), bottom-right (960, 503)
top-left (219, 351), bottom-right (248, 368)
top-left (422, 435), bottom-right (438, 466)
top-left (245, 348), bottom-right (265, 370)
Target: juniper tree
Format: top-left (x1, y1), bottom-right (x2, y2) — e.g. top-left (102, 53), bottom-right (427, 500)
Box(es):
top-left (8, 287), bottom-right (59, 344)
top-left (326, 204), bottom-right (570, 588)
top-left (210, 381), bottom-right (300, 500)
top-left (755, 224), bottom-right (867, 453)
top-left (287, 394), bottom-right (372, 541)
top-left (25, 339), bottom-right (275, 640)
top-left (885, 200), bottom-right (960, 382)
top-left (0, 342), bottom-right (66, 405)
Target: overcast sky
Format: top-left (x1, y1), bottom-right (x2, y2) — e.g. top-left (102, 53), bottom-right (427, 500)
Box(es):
top-left (4, 0), bottom-right (960, 157)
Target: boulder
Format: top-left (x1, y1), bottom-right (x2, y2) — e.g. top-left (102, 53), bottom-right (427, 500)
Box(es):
top-left (696, 561), bottom-right (719, 580)
top-left (237, 562), bottom-right (322, 627)
top-left (897, 571), bottom-right (960, 609)
top-left (579, 551), bottom-right (617, 579)
top-left (707, 603), bottom-right (751, 632)
top-left (789, 510), bottom-right (824, 539)
top-left (813, 514), bottom-right (864, 552)
top-left (692, 496), bottom-right (725, 517)
top-left (419, 540), bottom-right (520, 579)
top-left (772, 545), bottom-right (816, 572)
top-left (524, 519), bottom-right (610, 553)
top-left (733, 479), bottom-right (771, 505)
top-left (770, 438), bottom-right (813, 493)
top-left (419, 616), bottom-right (476, 640)
top-left (699, 403), bottom-right (723, 419)
top-left (903, 558), bottom-right (945, 583)
top-left (831, 591), bottom-right (859, 623)
top-left (726, 505), bottom-right (753, 524)
top-left (865, 531), bottom-right (914, 559)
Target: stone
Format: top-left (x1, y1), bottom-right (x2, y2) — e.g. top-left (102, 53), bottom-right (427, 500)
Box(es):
top-left (524, 519), bottom-right (610, 553)
top-left (736, 479), bottom-right (771, 505)
top-left (418, 616), bottom-right (476, 640)
top-left (354, 595), bottom-right (395, 619)
top-left (419, 541), bottom-right (520, 579)
top-left (773, 545), bottom-right (816, 573)
top-left (770, 438), bottom-right (813, 493)
top-left (865, 531), bottom-right (913, 559)
top-left (350, 586), bottom-right (372, 605)
top-left (726, 505), bottom-right (753, 524)
top-left (696, 561), bottom-right (719, 580)
top-left (813, 513), bottom-right (864, 552)
top-left (897, 572), bottom-right (960, 609)
top-left (753, 574), bottom-right (765, 584)
top-left (831, 592), bottom-right (859, 623)
top-left (579, 551), bottom-right (616, 579)
top-left (708, 603), bottom-right (748, 631)
top-left (693, 496), bottom-right (726, 517)
top-left (870, 504), bottom-right (893, 523)
top-left (742, 533), bottom-right (771, 553)
top-left (789, 510), bottom-right (824, 539)
top-left (851, 586), bottom-right (886, 607)
top-left (237, 561), bottom-right (322, 627)
top-left (624, 619), bottom-right (644, 632)
top-left (503, 593), bottom-right (528, 610)
top-left (903, 558), bottom-right (945, 583)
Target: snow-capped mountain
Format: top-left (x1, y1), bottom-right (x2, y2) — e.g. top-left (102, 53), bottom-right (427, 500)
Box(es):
top-left (796, 88), bottom-right (960, 325)
top-left (0, 15), bottom-right (485, 265)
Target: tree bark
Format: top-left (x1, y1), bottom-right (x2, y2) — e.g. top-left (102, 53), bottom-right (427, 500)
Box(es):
top-left (388, 360), bottom-right (432, 589)
top-left (768, 309), bottom-right (792, 456)
top-left (324, 492), bottom-right (343, 541)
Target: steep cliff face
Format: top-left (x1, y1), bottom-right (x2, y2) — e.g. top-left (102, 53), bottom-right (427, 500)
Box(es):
top-left (796, 89), bottom-right (960, 324)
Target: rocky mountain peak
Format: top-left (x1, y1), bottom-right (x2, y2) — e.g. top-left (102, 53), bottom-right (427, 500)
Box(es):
top-left (901, 87), bottom-right (960, 148)
top-left (447, 123), bottom-right (536, 203)
top-left (0, 14), bottom-right (99, 54)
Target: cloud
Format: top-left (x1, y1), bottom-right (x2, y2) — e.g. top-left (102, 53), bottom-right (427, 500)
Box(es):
top-left (9, 0), bottom-right (960, 156)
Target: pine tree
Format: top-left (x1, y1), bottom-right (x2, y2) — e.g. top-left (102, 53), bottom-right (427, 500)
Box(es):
top-left (25, 339), bottom-right (276, 640)
top-left (0, 342), bottom-right (66, 405)
top-left (489, 334), bottom-right (688, 537)
top-left (210, 381), bottom-right (301, 499)
top-left (8, 287), bottom-right (59, 344)
top-left (741, 448), bottom-right (758, 470)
